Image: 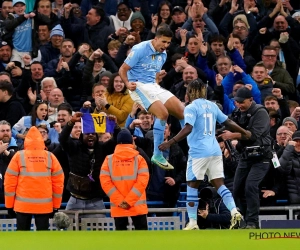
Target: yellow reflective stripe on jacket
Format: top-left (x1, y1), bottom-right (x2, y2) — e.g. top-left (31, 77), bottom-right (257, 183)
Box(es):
top-left (19, 150), bottom-right (52, 177)
top-left (6, 168), bottom-right (19, 176)
top-left (53, 193), bottom-right (62, 198)
top-left (4, 192), bottom-right (15, 196)
top-left (132, 187), bottom-right (142, 197)
top-left (107, 155), bottom-right (138, 181)
top-left (16, 196), bottom-right (52, 203)
top-left (107, 187), bottom-right (117, 197)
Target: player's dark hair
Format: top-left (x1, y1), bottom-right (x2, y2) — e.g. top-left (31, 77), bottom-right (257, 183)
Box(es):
top-left (155, 26), bottom-right (173, 38)
top-left (187, 79), bottom-right (206, 102)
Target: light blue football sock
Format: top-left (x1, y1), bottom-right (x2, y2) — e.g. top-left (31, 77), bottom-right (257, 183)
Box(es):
top-left (153, 118), bottom-right (166, 156)
top-left (186, 185), bottom-right (199, 220)
top-left (217, 185), bottom-right (236, 212)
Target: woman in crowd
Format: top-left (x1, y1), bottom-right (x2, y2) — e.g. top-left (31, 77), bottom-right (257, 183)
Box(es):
top-left (95, 73), bottom-right (133, 127)
top-left (12, 101), bottom-right (50, 145)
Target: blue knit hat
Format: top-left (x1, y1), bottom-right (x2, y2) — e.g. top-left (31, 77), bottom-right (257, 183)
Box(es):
top-left (50, 24), bottom-right (65, 38)
top-left (13, 0), bottom-right (25, 7)
top-left (117, 129), bottom-right (133, 144)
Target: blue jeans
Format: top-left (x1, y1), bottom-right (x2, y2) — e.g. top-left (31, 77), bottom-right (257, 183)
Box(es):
top-left (65, 196), bottom-right (105, 218)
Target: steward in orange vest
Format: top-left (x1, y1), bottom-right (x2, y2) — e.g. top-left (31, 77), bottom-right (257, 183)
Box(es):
top-left (100, 129), bottom-right (149, 230)
top-left (4, 126), bottom-right (64, 230)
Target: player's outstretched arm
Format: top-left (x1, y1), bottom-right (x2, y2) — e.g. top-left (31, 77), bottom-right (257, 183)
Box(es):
top-left (158, 124), bottom-right (193, 151)
top-left (221, 119), bottom-right (252, 140)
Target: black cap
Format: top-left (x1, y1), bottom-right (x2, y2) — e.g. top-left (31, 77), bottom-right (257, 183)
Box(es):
top-left (172, 6), bottom-right (184, 15)
top-left (117, 129), bottom-right (133, 144)
top-left (233, 87), bottom-right (252, 102)
top-left (292, 131), bottom-right (300, 141)
top-left (0, 41), bottom-right (10, 49)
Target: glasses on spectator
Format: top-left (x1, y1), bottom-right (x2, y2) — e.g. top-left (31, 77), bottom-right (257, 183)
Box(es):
top-left (39, 130), bottom-right (48, 135)
top-left (262, 54), bottom-right (277, 58)
top-left (233, 26), bottom-right (247, 31)
top-left (277, 133), bottom-right (288, 136)
top-left (117, 8), bottom-right (129, 12)
top-left (0, 129), bottom-right (10, 133)
top-left (73, 6), bottom-right (81, 10)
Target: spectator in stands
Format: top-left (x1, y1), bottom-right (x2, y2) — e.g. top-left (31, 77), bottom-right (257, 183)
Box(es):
top-left (109, 2), bottom-right (133, 31)
top-left (36, 123), bottom-right (58, 152)
top-left (0, 80), bottom-right (25, 127)
top-left (274, 125), bottom-right (293, 158)
top-left (126, 107), bottom-right (153, 137)
top-left (0, 120), bottom-right (18, 206)
top-left (100, 129), bottom-right (149, 230)
top-left (287, 100), bottom-right (299, 117)
top-left (12, 100), bottom-right (49, 145)
top-left (170, 65), bottom-right (200, 103)
top-left (36, 0), bottom-right (59, 27)
top-left (129, 11), bottom-right (149, 42)
top-left (282, 117), bottom-right (298, 133)
top-left (0, 41), bottom-right (12, 70)
top-left (40, 77), bottom-right (57, 101)
top-left (170, 6), bottom-right (186, 34)
top-left (157, 1), bottom-right (172, 26)
top-left (37, 24), bottom-right (51, 45)
top-left (39, 24), bottom-right (64, 65)
top-left (62, 4), bottom-right (114, 51)
top-left (278, 131), bottom-right (300, 204)
top-left (95, 73), bottom-right (134, 128)
top-left (70, 121), bottom-right (81, 139)
top-left (0, 0), bottom-right (13, 20)
top-left (82, 49), bottom-right (118, 97)
top-left (197, 186), bottom-right (231, 229)
top-left (51, 0), bottom-right (64, 18)
top-left (16, 59), bottom-right (45, 113)
top-left (99, 71), bottom-right (112, 88)
top-left (4, 126), bottom-right (64, 230)
top-left (81, 82), bottom-right (107, 114)
top-left (59, 112), bottom-right (119, 218)
top-left (4, 0), bottom-right (44, 66)
top-left (261, 46), bottom-right (295, 98)
top-left (47, 88), bottom-right (64, 123)
top-left (251, 62), bottom-right (273, 103)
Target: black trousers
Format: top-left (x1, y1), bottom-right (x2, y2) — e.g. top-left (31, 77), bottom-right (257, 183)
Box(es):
top-left (233, 159), bottom-right (270, 226)
top-left (114, 214), bottom-right (148, 230)
top-left (16, 212), bottom-right (50, 231)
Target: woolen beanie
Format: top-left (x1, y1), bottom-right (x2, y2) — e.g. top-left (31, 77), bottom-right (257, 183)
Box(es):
top-left (50, 24), bottom-right (65, 38)
top-left (117, 129), bottom-right (133, 144)
top-left (130, 11), bottom-right (145, 25)
top-left (283, 117), bottom-right (298, 129)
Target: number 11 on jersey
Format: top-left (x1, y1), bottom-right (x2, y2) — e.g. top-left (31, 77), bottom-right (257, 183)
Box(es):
top-left (203, 113), bottom-right (213, 135)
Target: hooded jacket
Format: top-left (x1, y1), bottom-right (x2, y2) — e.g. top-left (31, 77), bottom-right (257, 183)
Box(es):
top-left (100, 144), bottom-right (149, 217)
top-left (4, 127), bottom-right (64, 213)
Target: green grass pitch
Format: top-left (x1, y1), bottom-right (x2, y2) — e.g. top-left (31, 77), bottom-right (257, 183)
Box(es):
top-left (1, 230), bottom-right (300, 250)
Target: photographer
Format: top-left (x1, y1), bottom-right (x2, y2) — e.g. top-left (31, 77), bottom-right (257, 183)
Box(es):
top-left (219, 87), bottom-right (272, 229)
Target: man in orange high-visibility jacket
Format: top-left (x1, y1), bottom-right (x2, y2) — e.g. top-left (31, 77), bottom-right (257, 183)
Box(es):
top-left (4, 126), bottom-right (64, 231)
top-left (100, 129), bottom-right (149, 230)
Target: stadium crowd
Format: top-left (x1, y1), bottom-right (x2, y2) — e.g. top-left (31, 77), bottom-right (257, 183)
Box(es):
top-left (1, 0), bottom-right (300, 229)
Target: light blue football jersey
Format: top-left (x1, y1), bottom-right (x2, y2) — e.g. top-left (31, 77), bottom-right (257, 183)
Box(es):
top-left (124, 40), bottom-right (167, 84)
top-left (184, 99), bottom-right (228, 158)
